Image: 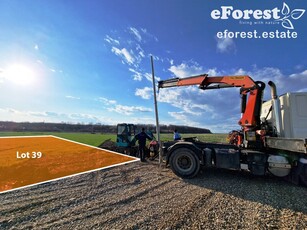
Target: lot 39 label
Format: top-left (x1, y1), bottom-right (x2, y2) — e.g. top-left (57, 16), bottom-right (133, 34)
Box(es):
top-left (16, 151), bottom-right (42, 159)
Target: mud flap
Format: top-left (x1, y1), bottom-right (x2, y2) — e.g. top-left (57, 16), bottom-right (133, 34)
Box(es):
top-left (286, 159), bottom-right (307, 186)
top-left (297, 159), bottom-right (307, 186)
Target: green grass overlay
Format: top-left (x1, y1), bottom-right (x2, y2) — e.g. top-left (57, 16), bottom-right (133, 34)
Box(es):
top-left (0, 132), bottom-right (228, 147)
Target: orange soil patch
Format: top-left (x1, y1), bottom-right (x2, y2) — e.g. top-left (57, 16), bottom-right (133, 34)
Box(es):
top-left (0, 136), bottom-right (138, 193)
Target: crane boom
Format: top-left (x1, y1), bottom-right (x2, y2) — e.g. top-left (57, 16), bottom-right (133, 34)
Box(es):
top-left (158, 73), bottom-right (266, 146)
top-left (158, 74), bottom-right (258, 90)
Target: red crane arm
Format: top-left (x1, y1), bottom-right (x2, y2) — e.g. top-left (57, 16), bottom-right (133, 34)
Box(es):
top-left (158, 74), bottom-right (265, 131)
top-left (158, 74), bottom-right (257, 90)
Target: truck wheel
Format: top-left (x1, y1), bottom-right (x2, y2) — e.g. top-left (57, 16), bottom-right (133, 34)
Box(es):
top-left (169, 148), bottom-right (200, 178)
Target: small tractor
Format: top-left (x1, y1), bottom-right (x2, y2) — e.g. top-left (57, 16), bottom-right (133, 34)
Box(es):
top-left (116, 123), bottom-right (138, 155)
top-left (116, 123), bottom-right (159, 159)
top-left (158, 74), bottom-right (307, 186)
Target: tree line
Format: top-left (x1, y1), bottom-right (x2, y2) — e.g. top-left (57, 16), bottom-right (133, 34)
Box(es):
top-left (0, 121), bottom-right (211, 134)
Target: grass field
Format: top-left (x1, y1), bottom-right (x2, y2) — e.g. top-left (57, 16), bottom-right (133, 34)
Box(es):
top-left (0, 132), bottom-right (228, 146)
top-left (0, 132), bottom-right (114, 147)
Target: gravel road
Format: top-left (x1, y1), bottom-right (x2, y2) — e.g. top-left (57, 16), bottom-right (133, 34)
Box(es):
top-left (1, 160), bottom-right (306, 229)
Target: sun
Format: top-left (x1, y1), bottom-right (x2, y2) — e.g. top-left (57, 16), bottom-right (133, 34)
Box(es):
top-left (5, 64), bottom-right (37, 86)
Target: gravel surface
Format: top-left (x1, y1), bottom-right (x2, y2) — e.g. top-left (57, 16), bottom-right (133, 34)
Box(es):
top-left (0, 160), bottom-right (307, 229)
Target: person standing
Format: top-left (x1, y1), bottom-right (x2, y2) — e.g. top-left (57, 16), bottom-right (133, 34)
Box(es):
top-left (135, 128), bottom-right (152, 162)
top-left (173, 129), bottom-right (181, 141)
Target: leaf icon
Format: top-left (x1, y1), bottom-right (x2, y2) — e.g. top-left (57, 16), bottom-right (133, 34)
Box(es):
top-left (282, 2), bottom-right (291, 15)
top-left (282, 18), bottom-right (294, 29)
top-left (291, 9), bottom-right (305, 20)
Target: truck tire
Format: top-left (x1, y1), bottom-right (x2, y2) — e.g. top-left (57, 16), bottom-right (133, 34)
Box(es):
top-left (169, 147), bottom-right (200, 178)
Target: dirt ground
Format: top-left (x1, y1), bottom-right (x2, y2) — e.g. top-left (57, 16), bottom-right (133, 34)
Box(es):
top-left (0, 160), bottom-right (306, 229)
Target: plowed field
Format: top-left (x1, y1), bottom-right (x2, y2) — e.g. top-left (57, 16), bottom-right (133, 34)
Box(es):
top-left (0, 136), bottom-right (137, 193)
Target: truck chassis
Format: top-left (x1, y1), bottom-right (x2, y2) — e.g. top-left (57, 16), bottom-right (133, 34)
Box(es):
top-left (162, 137), bottom-right (307, 186)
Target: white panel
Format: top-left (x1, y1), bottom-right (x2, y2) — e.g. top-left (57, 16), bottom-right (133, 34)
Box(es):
top-left (290, 93), bottom-right (307, 138)
top-left (261, 92), bottom-right (307, 138)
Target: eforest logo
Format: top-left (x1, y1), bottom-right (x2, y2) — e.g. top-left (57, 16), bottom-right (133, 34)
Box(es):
top-left (211, 2), bottom-right (305, 30)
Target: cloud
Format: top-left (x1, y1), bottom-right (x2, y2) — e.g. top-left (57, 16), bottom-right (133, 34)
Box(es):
top-left (109, 105), bottom-right (152, 115)
top-left (69, 113), bottom-right (99, 121)
top-left (104, 35), bottom-right (120, 45)
top-left (128, 69), bottom-right (160, 82)
top-left (129, 68), bottom-right (142, 81)
top-left (144, 72), bottom-right (160, 82)
top-left (168, 61), bottom-right (221, 79)
top-left (135, 87), bottom-right (152, 99)
top-left (158, 85), bottom-right (237, 131)
top-left (298, 88), bottom-right (307, 92)
top-left (66, 95), bottom-right (80, 100)
top-left (30, 111), bottom-right (73, 119)
top-left (289, 69), bottom-right (307, 80)
top-left (216, 37), bottom-right (236, 53)
top-left (0, 68), bottom-right (4, 83)
top-left (105, 27), bottom-right (160, 81)
top-left (8, 108), bottom-right (22, 114)
top-left (29, 111), bottom-right (49, 117)
top-left (168, 62), bottom-right (204, 78)
top-left (136, 44), bottom-right (145, 58)
top-left (99, 96), bottom-right (152, 115)
top-left (1, 108), bottom-right (65, 119)
top-left (233, 66), bottom-right (307, 96)
top-left (144, 73), bottom-right (153, 82)
top-left (295, 64), bottom-right (304, 71)
top-left (168, 111), bottom-right (200, 127)
top-left (140, 28), bottom-right (159, 42)
top-left (157, 87), bottom-right (181, 104)
top-left (129, 27), bottom-right (142, 42)
top-left (98, 97), bottom-right (117, 105)
top-left (233, 68), bottom-right (246, 75)
top-left (111, 47), bottom-right (135, 65)
top-left (287, 69), bottom-right (307, 92)
top-left (0, 107), bottom-right (110, 124)
top-left (158, 86), bottom-right (217, 117)
top-left (248, 67), bottom-right (284, 83)
top-left (45, 111), bottom-right (64, 117)
top-left (107, 29), bottom-right (144, 68)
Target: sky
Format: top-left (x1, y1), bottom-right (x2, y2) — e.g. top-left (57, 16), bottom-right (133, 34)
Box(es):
top-left (0, 0), bottom-right (306, 132)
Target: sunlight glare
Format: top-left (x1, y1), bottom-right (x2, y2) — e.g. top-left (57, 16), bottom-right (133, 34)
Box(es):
top-left (5, 64), bottom-right (37, 86)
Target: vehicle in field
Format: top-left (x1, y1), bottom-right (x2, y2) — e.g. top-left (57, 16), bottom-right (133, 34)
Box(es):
top-left (158, 74), bottom-right (307, 186)
top-left (115, 123), bottom-right (138, 155)
top-left (116, 123), bottom-right (158, 158)
top-left (116, 123), bottom-right (136, 147)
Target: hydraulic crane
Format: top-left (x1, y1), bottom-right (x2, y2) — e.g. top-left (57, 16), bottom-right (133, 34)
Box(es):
top-left (158, 74), bottom-right (307, 185)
